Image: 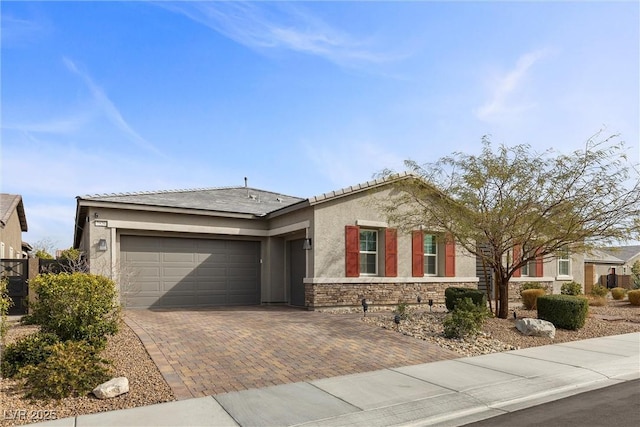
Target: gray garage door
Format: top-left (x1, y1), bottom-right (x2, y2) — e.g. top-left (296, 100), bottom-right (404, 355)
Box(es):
top-left (121, 236), bottom-right (261, 308)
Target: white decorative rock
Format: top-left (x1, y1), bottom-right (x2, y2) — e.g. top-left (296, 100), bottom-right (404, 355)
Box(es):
top-left (515, 318), bottom-right (556, 339)
top-left (93, 377), bottom-right (129, 399)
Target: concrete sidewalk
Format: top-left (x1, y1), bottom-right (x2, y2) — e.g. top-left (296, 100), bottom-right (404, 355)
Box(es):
top-left (36, 332), bottom-right (639, 427)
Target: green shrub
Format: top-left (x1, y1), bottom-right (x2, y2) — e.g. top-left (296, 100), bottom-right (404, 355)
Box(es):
top-left (394, 302), bottom-right (410, 320)
top-left (590, 285), bottom-right (608, 297)
top-left (560, 281), bottom-right (583, 296)
top-left (628, 290), bottom-right (640, 306)
top-left (521, 288), bottom-right (545, 310)
top-left (537, 295), bottom-right (589, 330)
top-left (28, 273), bottom-right (120, 349)
top-left (611, 287), bottom-right (626, 300)
top-left (0, 278), bottom-right (12, 342)
top-left (19, 340), bottom-right (111, 400)
top-left (442, 298), bottom-right (490, 338)
top-left (0, 332), bottom-right (60, 378)
top-left (445, 287), bottom-right (487, 311)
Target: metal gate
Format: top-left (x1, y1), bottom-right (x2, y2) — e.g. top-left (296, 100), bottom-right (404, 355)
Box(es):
top-left (1, 259), bottom-right (28, 315)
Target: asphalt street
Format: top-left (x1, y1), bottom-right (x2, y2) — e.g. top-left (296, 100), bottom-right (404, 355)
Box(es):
top-left (463, 379), bottom-right (640, 427)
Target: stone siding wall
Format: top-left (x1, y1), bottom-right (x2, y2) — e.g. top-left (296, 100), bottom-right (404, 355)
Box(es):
top-left (305, 281), bottom-right (477, 310)
top-left (509, 281), bottom-right (553, 301)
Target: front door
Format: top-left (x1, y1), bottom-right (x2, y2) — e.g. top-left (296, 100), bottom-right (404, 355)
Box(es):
top-left (288, 239), bottom-right (306, 307)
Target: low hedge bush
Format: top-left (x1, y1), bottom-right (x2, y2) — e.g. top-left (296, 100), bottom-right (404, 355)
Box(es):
top-left (628, 290), bottom-right (640, 306)
top-left (27, 273), bottom-right (120, 349)
top-left (537, 295), bottom-right (588, 330)
top-left (611, 287), bottom-right (626, 300)
top-left (445, 287), bottom-right (487, 311)
top-left (521, 288), bottom-right (545, 310)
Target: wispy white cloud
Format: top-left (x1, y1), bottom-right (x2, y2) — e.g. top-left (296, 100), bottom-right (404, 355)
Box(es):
top-left (2, 113), bottom-right (92, 134)
top-left (475, 49), bottom-right (550, 122)
top-left (62, 57), bottom-right (162, 155)
top-left (1, 14), bottom-right (49, 47)
top-left (157, 1), bottom-right (400, 67)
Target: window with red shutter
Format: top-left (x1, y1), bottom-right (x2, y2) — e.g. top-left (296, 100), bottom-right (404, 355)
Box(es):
top-left (513, 245), bottom-right (522, 278)
top-left (385, 228), bottom-right (397, 277)
top-left (444, 235), bottom-right (456, 277)
top-left (535, 250), bottom-right (544, 277)
top-left (345, 225), bottom-right (360, 277)
top-left (412, 231), bottom-right (424, 277)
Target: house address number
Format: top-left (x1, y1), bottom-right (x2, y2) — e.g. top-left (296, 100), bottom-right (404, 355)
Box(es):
top-left (94, 220), bottom-right (108, 227)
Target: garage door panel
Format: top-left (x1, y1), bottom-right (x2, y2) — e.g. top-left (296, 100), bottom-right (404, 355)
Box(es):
top-left (124, 252), bottom-right (161, 263)
top-left (197, 254), bottom-right (227, 264)
top-left (121, 236), bottom-right (260, 308)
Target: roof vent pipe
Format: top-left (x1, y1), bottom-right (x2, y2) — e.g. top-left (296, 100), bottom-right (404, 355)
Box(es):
top-left (244, 177), bottom-right (249, 198)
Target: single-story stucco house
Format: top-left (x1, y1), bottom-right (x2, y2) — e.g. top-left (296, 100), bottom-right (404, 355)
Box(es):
top-left (584, 246), bottom-right (640, 290)
top-left (73, 174), bottom-right (583, 310)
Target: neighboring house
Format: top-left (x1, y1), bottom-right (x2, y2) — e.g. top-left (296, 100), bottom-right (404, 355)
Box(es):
top-left (585, 246), bottom-right (640, 289)
top-left (73, 175), bottom-right (583, 309)
top-left (0, 193), bottom-right (28, 259)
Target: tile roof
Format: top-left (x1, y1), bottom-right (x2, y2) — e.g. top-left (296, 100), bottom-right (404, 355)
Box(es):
top-left (600, 246), bottom-right (640, 263)
top-left (308, 172), bottom-right (414, 205)
top-left (79, 186), bottom-right (305, 216)
top-left (0, 193), bottom-right (28, 231)
top-left (584, 248), bottom-right (624, 264)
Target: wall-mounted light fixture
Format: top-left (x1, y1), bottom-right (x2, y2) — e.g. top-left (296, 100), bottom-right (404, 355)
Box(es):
top-left (94, 212), bottom-right (99, 218)
top-left (97, 239), bottom-right (108, 251)
top-left (302, 238), bottom-right (312, 250)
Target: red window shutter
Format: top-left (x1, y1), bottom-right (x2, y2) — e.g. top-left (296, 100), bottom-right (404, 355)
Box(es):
top-left (513, 245), bottom-right (522, 278)
top-left (444, 235), bottom-right (456, 277)
top-left (535, 249), bottom-right (544, 277)
top-left (385, 228), bottom-right (398, 277)
top-left (345, 225), bottom-right (360, 277)
top-left (412, 231), bottom-right (424, 277)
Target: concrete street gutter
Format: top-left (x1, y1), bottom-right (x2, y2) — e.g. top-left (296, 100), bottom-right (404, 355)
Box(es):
top-left (32, 332), bottom-right (639, 427)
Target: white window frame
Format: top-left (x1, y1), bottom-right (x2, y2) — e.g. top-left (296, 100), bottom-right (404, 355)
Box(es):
top-left (423, 234), bottom-right (438, 276)
top-left (359, 229), bottom-right (378, 276)
top-left (557, 248), bottom-right (571, 277)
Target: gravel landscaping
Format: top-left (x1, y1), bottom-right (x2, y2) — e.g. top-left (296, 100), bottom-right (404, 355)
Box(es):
top-left (361, 299), bottom-right (640, 357)
top-left (1, 299), bottom-right (638, 426)
top-left (1, 317), bottom-right (174, 426)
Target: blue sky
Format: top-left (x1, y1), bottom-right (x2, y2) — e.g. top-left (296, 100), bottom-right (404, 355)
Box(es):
top-left (1, 1), bottom-right (639, 250)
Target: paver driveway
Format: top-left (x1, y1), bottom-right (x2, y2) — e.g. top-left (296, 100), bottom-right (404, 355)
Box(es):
top-left (125, 307), bottom-right (459, 400)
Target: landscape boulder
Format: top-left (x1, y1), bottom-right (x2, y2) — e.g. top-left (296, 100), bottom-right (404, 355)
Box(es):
top-left (515, 318), bottom-right (556, 339)
top-left (93, 377), bottom-right (129, 399)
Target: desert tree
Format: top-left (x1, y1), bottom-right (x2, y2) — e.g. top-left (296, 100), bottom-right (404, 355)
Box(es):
top-left (378, 133), bottom-right (640, 318)
top-left (31, 237), bottom-right (57, 259)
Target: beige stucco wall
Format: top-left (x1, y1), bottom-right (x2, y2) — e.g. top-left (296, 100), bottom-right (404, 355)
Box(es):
top-left (0, 208), bottom-right (24, 258)
top-left (310, 188), bottom-right (477, 280)
top-left (622, 253), bottom-right (640, 276)
top-left (509, 252), bottom-right (586, 294)
top-left (79, 205), bottom-right (314, 303)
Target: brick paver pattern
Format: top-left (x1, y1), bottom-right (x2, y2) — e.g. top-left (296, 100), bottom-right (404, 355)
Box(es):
top-left (125, 307), bottom-right (459, 400)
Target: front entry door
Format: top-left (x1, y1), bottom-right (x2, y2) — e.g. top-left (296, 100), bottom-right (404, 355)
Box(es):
top-left (288, 239), bottom-right (306, 306)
